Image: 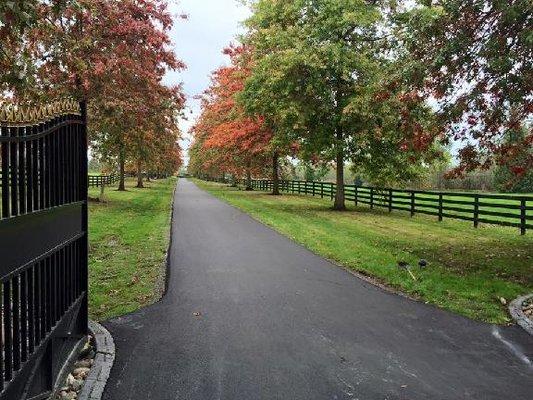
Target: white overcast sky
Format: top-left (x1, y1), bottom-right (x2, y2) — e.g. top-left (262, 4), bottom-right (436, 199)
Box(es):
top-left (164, 0), bottom-right (251, 165)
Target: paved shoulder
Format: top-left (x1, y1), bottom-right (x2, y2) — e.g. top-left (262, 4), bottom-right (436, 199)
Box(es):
top-left (103, 179), bottom-right (533, 400)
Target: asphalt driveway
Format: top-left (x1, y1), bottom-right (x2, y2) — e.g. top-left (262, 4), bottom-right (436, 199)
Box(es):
top-left (103, 179), bottom-right (533, 400)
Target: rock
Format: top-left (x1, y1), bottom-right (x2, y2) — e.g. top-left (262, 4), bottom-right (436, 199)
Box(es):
top-left (66, 374), bottom-right (76, 386)
top-left (73, 367), bottom-right (90, 379)
top-left (78, 342), bottom-right (93, 358)
top-left (70, 378), bottom-right (84, 392)
top-left (499, 297), bottom-right (507, 305)
top-left (59, 390), bottom-right (77, 400)
top-left (74, 359), bottom-right (92, 369)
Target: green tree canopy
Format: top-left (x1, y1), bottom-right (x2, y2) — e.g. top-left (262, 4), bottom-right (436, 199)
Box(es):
top-left (240, 0), bottom-right (441, 208)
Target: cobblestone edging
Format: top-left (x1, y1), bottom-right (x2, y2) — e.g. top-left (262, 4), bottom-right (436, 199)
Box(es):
top-left (78, 321), bottom-right (116, 400)
top-left (509, 294), bottom-right (533, 336)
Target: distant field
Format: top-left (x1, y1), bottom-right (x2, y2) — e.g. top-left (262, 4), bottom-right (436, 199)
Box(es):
top-left (88, 177), bottom-right (175, 320)
top-left (194, 179), bottom-right (533, 324)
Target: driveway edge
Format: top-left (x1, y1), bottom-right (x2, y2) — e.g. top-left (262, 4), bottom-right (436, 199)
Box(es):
top-left (509, 294), bottom-right (533, 336)
top-left (78, 321), bottom-right (116, 400)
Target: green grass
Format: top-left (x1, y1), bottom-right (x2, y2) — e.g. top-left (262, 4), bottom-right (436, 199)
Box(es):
top-left (88, 177), bottom-right (176, 321)
top-left (193, 179), bottom-right (533, 324)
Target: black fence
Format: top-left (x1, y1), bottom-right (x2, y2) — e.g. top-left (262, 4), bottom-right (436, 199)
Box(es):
top-left (0, 99), bottom-right (88, 399)
top-left (88, 174), bottom-right (118, 187)
top-left (212, 178), bottom-right (532, 235)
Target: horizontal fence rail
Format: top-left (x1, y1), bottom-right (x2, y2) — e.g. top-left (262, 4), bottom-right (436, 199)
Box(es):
top-left (206, 177), bottom-right (532, 235)
top-left (0, 100), bottom-right (88, 399)
top-left (87, 174), bottom-right (118, 187)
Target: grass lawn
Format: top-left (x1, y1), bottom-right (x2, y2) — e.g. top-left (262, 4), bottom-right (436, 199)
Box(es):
top-left (193, 179), bottom-right (533, 324)
top-left (88, 177), bottom-right (176, 321)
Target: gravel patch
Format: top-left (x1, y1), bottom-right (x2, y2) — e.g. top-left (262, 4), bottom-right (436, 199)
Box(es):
top-left (52, 321), bottom-right (115, 400)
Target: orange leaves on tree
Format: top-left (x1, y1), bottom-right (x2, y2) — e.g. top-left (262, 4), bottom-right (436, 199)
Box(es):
top-left (191, 45), bottom-right (272, 177)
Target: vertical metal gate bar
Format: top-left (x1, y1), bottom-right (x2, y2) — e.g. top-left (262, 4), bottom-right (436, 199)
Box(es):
top-left (45, 123), bottom-right (51, 209)
top-left (1, 124), bottom-right (10, 218)
top-left (3, 280), bottom-right (13, 381)
top-left (10, 126), bottom-right (18, 216)
top-left (20, 270), bottom-right (28, 363)
top-left (40, 259), bottom-right (46, 341)
top-left (46, 257), bottom-right (52, 332)
top-left (27, 266), bottom-right (35, 355)
top-left (18, 125), bottom-right (26, 215)
top-left (12, 275), bottom-right (21, 373)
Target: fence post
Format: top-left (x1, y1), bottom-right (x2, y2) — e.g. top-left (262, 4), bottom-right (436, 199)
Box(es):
top-left (438, 193), bottom-right (443, 222)
top-left (321, 182), bottom-right (324, 198)
top-left (473, 195), bottom-right (479, 228)
top-left (520, 198), bottom-right (526, 235)
top-left (355, 186), bottom-right (358, 206)
top-left (410, 191), bottom-right (415, 217)
top-left (330, 183), bottom-right (334, 200)
top-left (388, 189), bottom-right (392, 212)
top-left (312, 181), bottom-right (315, 196)
top-left (370, 187), bottom-right (374, 209)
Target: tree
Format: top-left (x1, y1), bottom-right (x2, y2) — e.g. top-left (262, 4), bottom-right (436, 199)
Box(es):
top-left (305, 163), bottom-right (328, 182)
top-left (190, 45), bottom-right (273, 188)
top-left (493, 127), bottom-right (533, 193)
top-left (2, 0), bottom-right (185, 189)
top-left (0, 0), bottom-right (42, 90)
top-left (241, 0), bottom-right (441, 209)
top-left (397, 0), bottom-right (532, 178)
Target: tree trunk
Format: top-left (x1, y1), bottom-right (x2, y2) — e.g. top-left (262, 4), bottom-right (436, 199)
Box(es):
top-left (333, 127), bottom-right (346, 210)
top-left (245, 162), bottom-right (253, 191)
top-left (99, 183), bottom-right (106, 202)
top-left (272, 151), bottom-right (280, 195)
top-left (118, 147), bottom-right (126, 191)
top-left (136, 159), bottom-right (144, 188)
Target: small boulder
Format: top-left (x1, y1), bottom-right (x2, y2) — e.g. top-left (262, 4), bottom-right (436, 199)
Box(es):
top-left (73, 367), bottom-right (90, 379)
top-left (78, 342), bottom-right (93, 358)
top-left (66, 374), bottom-right (76, 386)
top-left (59, 390), bottom-right (77, 400)
top-left (74, 359), bottom-right (92, 369)
top-left (70, 378), bottom-right (84, 392)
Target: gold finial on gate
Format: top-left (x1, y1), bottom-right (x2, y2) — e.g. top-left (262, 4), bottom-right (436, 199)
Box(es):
top-left (0, 98), bottom-right (81, 126)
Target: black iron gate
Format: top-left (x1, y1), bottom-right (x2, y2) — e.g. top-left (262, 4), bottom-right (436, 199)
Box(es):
top-left (0, 99), bottom-right (88, 399)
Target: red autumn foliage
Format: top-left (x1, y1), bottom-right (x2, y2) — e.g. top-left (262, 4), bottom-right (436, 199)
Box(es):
top-left (191, 45), bottom-right (272, 177)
